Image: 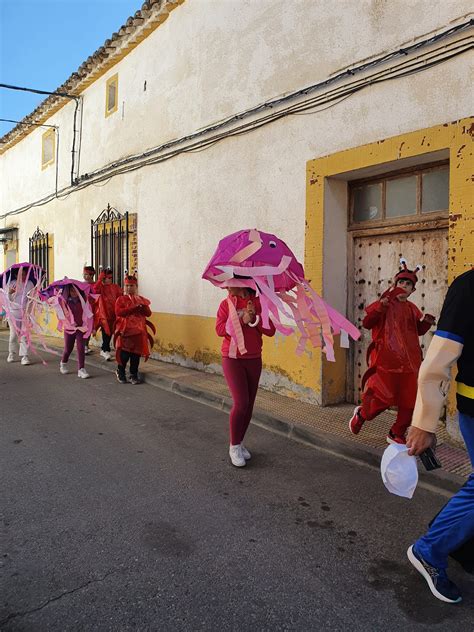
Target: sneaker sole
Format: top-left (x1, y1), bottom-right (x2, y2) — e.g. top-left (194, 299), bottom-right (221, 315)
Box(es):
top-left (348, 407), bottom-right (362, 435)
top-left (386, 436), bottom-right (406, 446)
top-left (229, 458), bottom-right (246, 467)
top-left (407, 545), bottom-right (462, 604)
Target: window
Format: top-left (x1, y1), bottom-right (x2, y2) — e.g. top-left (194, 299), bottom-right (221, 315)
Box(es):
top-left (91, 204), bottom-right (133, 285)
top-left (105, 74), bottom-right (118, 117)
top-left (41, 129), bottom-right (55, 169)
top-left (349, 163), bottom-right (449, 227)
top-left (29, 227), bottom-right (51, 285)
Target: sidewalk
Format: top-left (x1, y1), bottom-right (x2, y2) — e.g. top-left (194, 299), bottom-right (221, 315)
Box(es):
top-left (2, 330), bottom-right (470, 492)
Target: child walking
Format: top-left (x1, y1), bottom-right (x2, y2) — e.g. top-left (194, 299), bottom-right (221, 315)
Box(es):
top-left (4, 265), bottom-right (35, 366)
top-left (93, 267), bottom-right (122, 361)
top-left (349, 259), bottom-right (435, 444)
top-left (41, 279), bottom-right (94, 379)
top-left (82, 265), bottom-right (95, 355)
top-left (114, 273), bottom-right (154, 385)
top-left (216, 285), bottom-right (276, 467)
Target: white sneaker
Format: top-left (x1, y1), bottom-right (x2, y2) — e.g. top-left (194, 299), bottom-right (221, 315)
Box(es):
top-left (100, 350), bottom-right (111, 361)
top-left (78, 368), bottom-right (90, 379)
top-left (21, 356), bottom-right (31, 366)
top-left (59, 362), bottom-right (69, 374)
top-left (229, 444), bottom-right (246, 467)
top-left (7, 353), bottom-right (15, 363)
top-left (241, 445), bottom-right (251, 460)
top-left (84, 346), bottom-right (91, 355)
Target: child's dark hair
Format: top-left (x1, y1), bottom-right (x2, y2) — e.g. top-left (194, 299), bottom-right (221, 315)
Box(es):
top-left (64, 283), bottom-right (86, 300)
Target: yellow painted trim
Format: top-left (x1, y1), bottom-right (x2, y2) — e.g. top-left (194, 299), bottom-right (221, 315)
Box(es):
top-left (0, 0), bottom-right (186, 154)
top-left (41, 128), bottom-right (55, 169)
top-left (306, 117), bottom-right (474, 404)
top-left (147, 310), bottom-right (319, 399)
top-left (105, 74), bottom-right (119, 118)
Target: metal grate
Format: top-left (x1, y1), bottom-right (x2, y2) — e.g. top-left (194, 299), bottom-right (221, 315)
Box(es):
top-left (91, 204), bottom-right (130, 285)
top-left (29, 226), bottom-right (50, 285)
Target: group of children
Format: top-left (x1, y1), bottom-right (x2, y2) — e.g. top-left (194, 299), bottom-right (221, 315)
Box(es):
top-left (215, 258), bottom-right (437, 469)
top-left (3, 257), bottom-right (437, 457)
top-left (3, 263), bottom-right (154, 385)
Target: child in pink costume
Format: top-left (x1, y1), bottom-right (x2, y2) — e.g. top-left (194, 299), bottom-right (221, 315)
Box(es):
top-left (204, 229), bottom-right (360, 468)
top-left (41, 279), bottom-right (95, 379)
top-left (216, 286), bottom-right (275, 467)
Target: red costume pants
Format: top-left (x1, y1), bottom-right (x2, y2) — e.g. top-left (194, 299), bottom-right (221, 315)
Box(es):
top-left (361, 369), bottom-right (418, 437)
top-left (222, 357), bottom-right (262, 446)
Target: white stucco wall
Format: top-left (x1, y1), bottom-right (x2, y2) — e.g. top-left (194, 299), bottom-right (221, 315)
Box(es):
top-left (1, 0), bottom-right (472, 213)
top-left (1, 0), bottom-right (472, 321)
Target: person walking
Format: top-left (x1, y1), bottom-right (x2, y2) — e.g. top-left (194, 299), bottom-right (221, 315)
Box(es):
top-left (93, 267), bottom-right (122, 361)
top-left (82, 264), bottom-right (96, 355)
top-left (349, 259), bottom-right (435, 444)
top-left (114, 273), bottom-right (154, 385)
top-left (406, 268), bottom-right (474, 604)
top-left (216, 285), bottom-right (275, 467)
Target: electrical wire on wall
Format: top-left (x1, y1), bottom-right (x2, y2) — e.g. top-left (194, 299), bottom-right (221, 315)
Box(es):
top-left (0, 84), bottom-right (81, 187)
top-left (0, 18), bottom-right (473, 221)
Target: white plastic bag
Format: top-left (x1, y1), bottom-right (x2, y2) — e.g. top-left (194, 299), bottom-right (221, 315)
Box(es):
top-left (381, 443), bottom-right (418, 499)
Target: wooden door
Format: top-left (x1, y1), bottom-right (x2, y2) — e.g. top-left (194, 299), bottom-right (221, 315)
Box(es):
top-left (350, 229), bottom-right (448, 403)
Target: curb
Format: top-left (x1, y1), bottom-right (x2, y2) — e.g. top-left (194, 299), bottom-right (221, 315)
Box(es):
top-left (84, 352), bottom-right (464, 496)
top-left (1, 334), bottom-right (465, 497)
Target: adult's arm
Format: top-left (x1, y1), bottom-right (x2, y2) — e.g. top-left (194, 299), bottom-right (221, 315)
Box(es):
top-left (411, 274), bottom-right (470, 434)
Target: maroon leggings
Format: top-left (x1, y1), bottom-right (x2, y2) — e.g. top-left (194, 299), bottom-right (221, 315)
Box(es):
top-left (62, 331), bottom-right (85, 370)
top-left (222, 357), bottom-right (262, 446)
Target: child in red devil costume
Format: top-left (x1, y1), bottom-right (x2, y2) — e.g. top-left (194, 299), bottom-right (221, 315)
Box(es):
top-left (114, 273), bottom-right (155, 385)
top-left (349, 259), bottom-right (436, 444)
top-left (93, 267), bottom-right (122, 361)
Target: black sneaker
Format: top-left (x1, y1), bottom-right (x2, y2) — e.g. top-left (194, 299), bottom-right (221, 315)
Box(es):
top-left (115, 369), bottom-right (127, 384)
top-left (407, 545), bottom-right (462, 603)
top-left (130, 375), bottom-right (142, 385)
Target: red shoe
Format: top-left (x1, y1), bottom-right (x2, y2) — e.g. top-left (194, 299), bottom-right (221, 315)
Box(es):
top-left (349, 406), bottom-right (365, 435)
top-left (386, 430), bottom-right (406, 445)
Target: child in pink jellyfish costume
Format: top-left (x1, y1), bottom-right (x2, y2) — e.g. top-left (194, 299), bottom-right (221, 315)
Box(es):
top-left (40, 278), bottom-right (95, 379)
top-left (203, 229), bottom-right (360, 467)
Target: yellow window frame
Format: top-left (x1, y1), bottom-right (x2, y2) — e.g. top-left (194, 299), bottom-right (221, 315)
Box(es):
top-left (41, 128), bottom-right (55, 169)
top-left (105, 74), bottom-right (119, 117)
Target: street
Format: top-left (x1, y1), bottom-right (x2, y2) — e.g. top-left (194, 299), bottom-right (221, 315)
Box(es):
top-left (1, 343), bottom-right (473, 631)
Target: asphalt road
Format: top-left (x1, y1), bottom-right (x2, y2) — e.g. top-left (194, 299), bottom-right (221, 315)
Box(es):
top-left (1, 342), bottom-right (473, 631)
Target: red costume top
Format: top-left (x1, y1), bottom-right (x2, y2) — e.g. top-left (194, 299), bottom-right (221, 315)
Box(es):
top-left (93, 274), bottom-right (122, 336)
top-left (114, 294), bottom-right (155, 361)
top-left (362, 291), bottom-right (432, 387)
top-left (216, 295), bottom-right (276, 358)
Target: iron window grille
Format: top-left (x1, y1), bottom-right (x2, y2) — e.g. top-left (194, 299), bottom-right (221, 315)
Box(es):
top-left (29, 227), bottom-right (50, 285)
top-left (91, 204), bottom-right (130, 286)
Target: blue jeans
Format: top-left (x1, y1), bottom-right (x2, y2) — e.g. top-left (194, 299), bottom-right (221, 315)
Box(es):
top-left (414, 413), bottom-right (474, 569)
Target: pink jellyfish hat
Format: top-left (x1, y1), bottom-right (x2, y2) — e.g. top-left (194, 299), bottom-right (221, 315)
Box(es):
top-left (202, 229), bottom-right (360, 360)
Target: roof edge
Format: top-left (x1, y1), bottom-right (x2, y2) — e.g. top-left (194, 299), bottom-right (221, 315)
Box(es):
top-left (0, 0), bottom-right (185, 155)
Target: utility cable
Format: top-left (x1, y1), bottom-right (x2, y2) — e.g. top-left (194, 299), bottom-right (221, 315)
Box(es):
top-left (1, 21), bottom-right (472, 221)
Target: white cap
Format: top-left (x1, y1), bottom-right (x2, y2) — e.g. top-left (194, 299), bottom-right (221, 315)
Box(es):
top-left (381, 444), bottom-right (418, 499)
